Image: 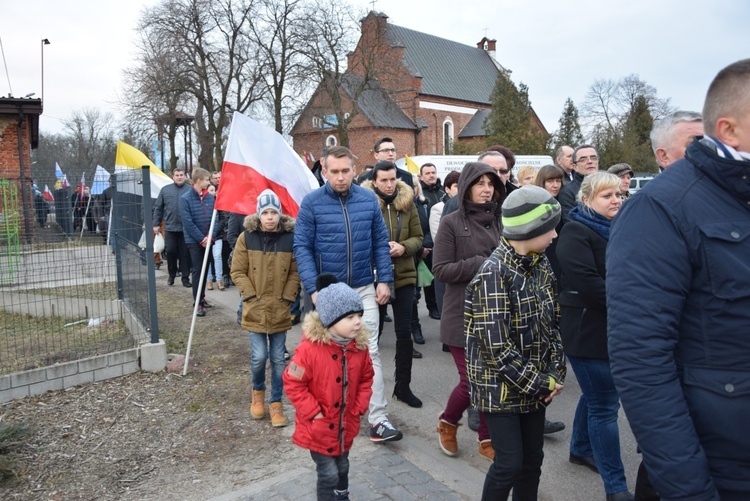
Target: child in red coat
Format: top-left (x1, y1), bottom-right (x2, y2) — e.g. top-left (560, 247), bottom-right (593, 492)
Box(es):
top-left (283, 274), bottom-right (374, 501)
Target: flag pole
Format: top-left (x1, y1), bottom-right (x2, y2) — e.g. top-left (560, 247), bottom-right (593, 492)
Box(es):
top-left (183, 208), bottom-right (218, 375)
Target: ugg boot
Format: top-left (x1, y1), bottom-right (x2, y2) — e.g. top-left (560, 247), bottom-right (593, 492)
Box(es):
top-left (251, 390), bottom-right (265, 419)
top-left (207, 281), bottom-right (214, 290)
top-left (392, 339), bottom-right (422, 408)
top-left (269, 402), bottom-right (287, 428)
top-left (478, 439), bottom-right (495, 462)
top-left (437, 418), bottom-right (459, 456)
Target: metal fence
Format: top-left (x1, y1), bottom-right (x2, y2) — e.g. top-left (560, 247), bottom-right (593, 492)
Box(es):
top-left (0, 168), bottom-right (159, 376)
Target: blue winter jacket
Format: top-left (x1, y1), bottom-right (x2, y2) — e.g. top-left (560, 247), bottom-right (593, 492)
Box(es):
top-left (607, 138), bottom-right (750, 500)
top-left (179, 188), bottom-right (218, 245)
top-left (293, 182), bottom-right (393, 294)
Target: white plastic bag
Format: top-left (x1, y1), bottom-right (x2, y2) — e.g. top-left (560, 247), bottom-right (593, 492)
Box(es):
top-left (138, 231), bottom-right (147, 250)
top-left (153, 233), bottom-right (165, 253)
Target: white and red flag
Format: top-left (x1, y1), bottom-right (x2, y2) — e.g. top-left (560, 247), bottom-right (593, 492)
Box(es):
top-left (215, 112), bottom-right (319, 217)
top-left (77, 172), bottom-right (86, 200)
top-left (43, 185), bottom-right (54, 202)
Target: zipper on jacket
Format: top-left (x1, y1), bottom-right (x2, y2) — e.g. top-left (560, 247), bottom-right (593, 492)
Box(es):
top-left (339, 197), bottom-right (353, 285)
top-left (338, 348), bottom-right (347, 456)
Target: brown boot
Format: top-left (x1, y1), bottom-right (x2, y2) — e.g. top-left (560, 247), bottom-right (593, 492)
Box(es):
top-left (207, 281), bottom-right (214, 290)
top-left (269, 402), bottom-right (288, 428)
top-left (251, 390), bottom-right (265, 419)
top-left (437, 418), bottom-right (459, 456)
top-left (478, 439), bottom-right (495, 462)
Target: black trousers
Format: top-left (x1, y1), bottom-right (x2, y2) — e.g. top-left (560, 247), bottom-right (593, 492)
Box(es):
top-left (165, 230), bottom-right (191, 280)
top-left (378, 284), bottom-right (414, 342)
top-left (482, 410), bottom-right (546, 501)
top-left (187, 243), bottom-right (208, 303)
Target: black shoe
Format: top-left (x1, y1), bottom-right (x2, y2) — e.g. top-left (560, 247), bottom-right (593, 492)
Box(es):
top-left (412, 347), bottom-right (423, 359)
top-left (384, 314), bottom-right (392, 323)
top-left (569, 453), bottom-right (599, 473)
top-left (196, 306), bottom-right (206, 317)
top-left (429, 309), bottom-right (441, 320)
top-left (442, 343), bottom-right (451, 353)
top-left (167, 276), bottom-right (175, 286)
top-left (223, 276), bottom-right (232, 288)
top-left (467, 407), bottom-right (480, 432)
top-left (412, 326), bottom-right (425, 344)
top-left (606, 491), bottom-right (634, 501)
top-left (291, 314), bottom-right (301, 326)
top-left (544, 418), bottom-right (565, 434)
top-left (182, 280), bottom-right (192, 288)
top-left (200, 299), bottom-right (213, 309)
top-left (393, 385), bottom-right (423, 408)
top-left (370, 421), bottom-right (403, 443)
top-left (155, 263), bottom-right (161, 270)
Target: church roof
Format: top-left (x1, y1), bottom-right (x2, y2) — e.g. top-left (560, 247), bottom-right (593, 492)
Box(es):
top-left (386, 23), bottom-right (501, 105)
top-left (342, 74), bottom-right (418, 130)
top-left (458, 109), bottom-right (491, 138)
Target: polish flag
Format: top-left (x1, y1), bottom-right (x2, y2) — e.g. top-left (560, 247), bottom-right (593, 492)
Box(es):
top-left (77, 172), bottom-right (86, 199)
top-left (215, 112), bottom-right (319, 217)
top-left (43, 185), bottom-right (54, 202)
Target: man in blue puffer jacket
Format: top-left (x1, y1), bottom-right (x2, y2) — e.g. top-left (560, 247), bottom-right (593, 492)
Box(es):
top-left (180, 168), bottom-right (219, 317)
top-left (294, 146), bottom-right (403, 443)
top-left (607, 59), bottom-right (750, 501)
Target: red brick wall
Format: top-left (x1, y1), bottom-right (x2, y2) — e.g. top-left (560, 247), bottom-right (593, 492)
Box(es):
top-left (0, 115), bottom-right (34, 240)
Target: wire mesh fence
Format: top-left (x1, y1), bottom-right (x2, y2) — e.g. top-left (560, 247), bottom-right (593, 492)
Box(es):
top-left (0, 169), bottom-right (159, 376)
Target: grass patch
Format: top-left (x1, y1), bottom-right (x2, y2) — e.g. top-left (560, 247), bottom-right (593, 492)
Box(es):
top-left (26, 281), bottom-right (117, 301)
top-left (0, 311), bottom-right (133, 375)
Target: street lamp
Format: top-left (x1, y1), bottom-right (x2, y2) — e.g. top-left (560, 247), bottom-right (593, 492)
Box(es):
top-left (41, 38), bottom-right (50, 109)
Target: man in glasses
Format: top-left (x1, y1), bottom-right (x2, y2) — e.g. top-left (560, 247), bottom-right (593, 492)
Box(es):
top-left (357, 137), bottom-right (414, 188)
top-left (558, 144), bottom-right (600, 221)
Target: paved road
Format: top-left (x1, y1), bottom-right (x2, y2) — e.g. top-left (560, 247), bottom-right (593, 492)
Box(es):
top-left (191, 277), bottom-right (640, 500)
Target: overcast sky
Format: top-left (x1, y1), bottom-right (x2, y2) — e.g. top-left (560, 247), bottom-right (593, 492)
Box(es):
top-left (2, 0), bottom-right (748, 137)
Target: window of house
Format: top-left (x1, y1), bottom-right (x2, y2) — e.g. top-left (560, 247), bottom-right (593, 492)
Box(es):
top-left (443, 118), bottom-right (454, 154)
top-left (326, 135), bottom-right (337, 147)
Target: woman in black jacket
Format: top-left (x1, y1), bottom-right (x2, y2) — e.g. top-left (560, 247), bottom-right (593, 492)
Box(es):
top-left (557, 172), bottom-right (632, 501)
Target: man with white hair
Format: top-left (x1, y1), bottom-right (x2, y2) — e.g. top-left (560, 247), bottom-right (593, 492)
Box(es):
top-left (650, 111), bottom-right (704, 171)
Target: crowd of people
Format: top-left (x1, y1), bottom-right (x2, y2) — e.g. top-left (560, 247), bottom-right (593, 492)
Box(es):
top-left (150, 59), bottom-right (750, 501)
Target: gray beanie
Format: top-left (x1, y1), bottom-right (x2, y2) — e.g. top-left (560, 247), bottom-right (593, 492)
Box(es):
top-left (502, 185), bottom-right (561, 240)
top-left (607, 163), bottom-right (635, 178)
top-left (315, 274), bottom-right (364, 328)
top-left (257, 189), bottom-right (282, 218)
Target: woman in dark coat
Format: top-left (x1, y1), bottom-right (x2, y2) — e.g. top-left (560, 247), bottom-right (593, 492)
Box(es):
top-left (432, 162), bottom-right (505, 461)
top-left (556, 171), bottom-right (632, 501)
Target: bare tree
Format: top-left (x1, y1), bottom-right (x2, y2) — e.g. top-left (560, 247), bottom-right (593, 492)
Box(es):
top-left (249, 0), bottom-right (311, 134)
top-left (296, 0), bottom-right (384, 147)
top-left (127, 0), bottom-right (266, 170)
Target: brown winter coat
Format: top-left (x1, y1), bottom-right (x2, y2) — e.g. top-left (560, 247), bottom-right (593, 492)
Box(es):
top-left (230, 214), bottom-right (300, 334)
top-left (432, 162), bottom-right (504, 348)
top-left (361, 179), bottom-right (424, 289)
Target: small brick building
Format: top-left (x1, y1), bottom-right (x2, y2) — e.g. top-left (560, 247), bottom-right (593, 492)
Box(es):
top-left (292, 11), bottom-right (546, 167)
top-left (0, 97), bottom-right (42, 241)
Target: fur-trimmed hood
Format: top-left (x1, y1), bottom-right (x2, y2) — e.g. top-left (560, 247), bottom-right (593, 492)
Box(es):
top-left (243, 213), bottom-right (296, 232)
top-left (302, 311), bottom-right (370, 350)
top-left (360, 179), bottom-right (415, 213)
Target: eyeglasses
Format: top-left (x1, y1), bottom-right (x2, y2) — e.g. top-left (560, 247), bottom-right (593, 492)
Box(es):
top-left (377, 148), bottom-right (397, 154)
top-left (575, 155), bottom-right (598, 164)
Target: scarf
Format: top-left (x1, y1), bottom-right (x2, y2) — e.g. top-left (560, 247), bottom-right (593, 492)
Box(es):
top-left (374, 186), bottom-right (398, 205)
top-left (705, 136), bottom-right (750, 162)
top-left (569, 204), bottom-right (612, 240)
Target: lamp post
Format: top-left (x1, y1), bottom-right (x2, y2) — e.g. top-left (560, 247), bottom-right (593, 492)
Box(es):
top-left (41, 38), bottom-right (50, 109)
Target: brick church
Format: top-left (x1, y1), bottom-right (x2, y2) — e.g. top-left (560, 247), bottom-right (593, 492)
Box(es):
top-left (292, 11), bottom-right (547, 167)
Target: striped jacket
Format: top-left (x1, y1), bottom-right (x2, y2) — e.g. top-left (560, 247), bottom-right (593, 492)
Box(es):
top-left (465, 238), bottom-right (566, 414)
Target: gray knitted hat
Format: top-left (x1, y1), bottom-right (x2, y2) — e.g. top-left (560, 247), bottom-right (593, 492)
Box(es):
top-left (315, 274), bottom-right (364, 328)
top-left (257, 189), bottom-right (282, 218)
top-left (502, 185), bottom-right (561, 240)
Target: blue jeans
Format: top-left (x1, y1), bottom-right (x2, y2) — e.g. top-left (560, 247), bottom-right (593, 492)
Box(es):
top-left (310, 451), bottom-right (349, 500)
top-left (249, 331), bottom-right (286, 403)
top-left (568, 355), bottom-right (628, 495)
top-left (207, 239), bottom-right (223, 281)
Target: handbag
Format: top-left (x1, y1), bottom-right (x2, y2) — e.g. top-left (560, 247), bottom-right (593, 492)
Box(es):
top-left (417, 259), bottom-right (434, 287)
